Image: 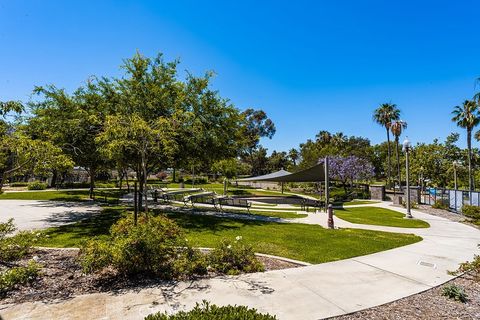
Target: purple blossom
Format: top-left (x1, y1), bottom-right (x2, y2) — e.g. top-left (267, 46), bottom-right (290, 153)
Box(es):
top-left (325, 156), bottom-right (375, 184)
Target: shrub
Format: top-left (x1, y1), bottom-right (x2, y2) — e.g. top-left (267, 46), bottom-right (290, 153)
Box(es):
top-left (442, 284), bottom-right (468, 303)
top-left (462, 205), bottom-right (480, 220)
top-left (80, 215), bottom-right (207, 279)
top-left (9, 182), bottom-right (29, 187)
top-left (450, 245), bottom-right (480, 281)
top-left (209, 237), bottom-right (264, 275)
top-left (145, 300), bottom-right (277, 320)
top-left (0, 261), bottom-right (40, 297)
top-left (27, 181), bottom-right (47, 190)
top-left (432, 199), bottom-right (449, 210)
top-left (0, 219), bottom-right (41, 262)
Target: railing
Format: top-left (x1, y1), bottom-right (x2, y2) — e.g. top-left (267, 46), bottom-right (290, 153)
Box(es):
top-left (420, 188), bottom-right (480, 213)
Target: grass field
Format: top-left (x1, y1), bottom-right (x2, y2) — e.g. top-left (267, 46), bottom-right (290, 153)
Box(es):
top-left (37, 207), bottom-right (422, 264)
top-left (0, 189), bottom-right (127, 203)
top-left (335, 206), bottom-right (430, 228)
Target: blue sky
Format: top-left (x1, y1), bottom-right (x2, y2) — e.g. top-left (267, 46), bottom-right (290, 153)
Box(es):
top-left (1, 0), bottom-right (479, 153)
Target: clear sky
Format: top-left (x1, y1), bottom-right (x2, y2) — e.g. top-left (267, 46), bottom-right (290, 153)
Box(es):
top-left (1, 0), bottom-right (479, 153)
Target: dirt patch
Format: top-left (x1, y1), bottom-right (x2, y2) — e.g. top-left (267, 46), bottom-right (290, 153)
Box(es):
top-left (1, 248), bottom-right (302, 305)
top-left (331, 273), bottom-right (480, 320)
top-left (416, 204), bottom-right (479, 229)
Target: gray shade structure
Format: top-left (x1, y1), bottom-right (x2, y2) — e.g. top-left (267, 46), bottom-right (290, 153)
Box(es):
top-left (237, 169), bottom-right (292, 182)
top-left (237, 162), bottom-right (326, 183)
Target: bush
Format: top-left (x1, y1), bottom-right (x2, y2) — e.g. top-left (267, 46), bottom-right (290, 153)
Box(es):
top-left (0, 219), bottom-right (42, 296)
top-left (9, 182), bottom-right (29, 187)
top-left (0, 261), bottom-right (40, 297)
top-left (209, 237), bottom-right (264, 275)
top-left (80, 215), bottom-right (207, 279)
top-left (432, 199), bottom-right (449, 210)
top-left (442, 284), bottom-right (468, 303)
top-left (27, 181), bottom-right (47, 190)
top-left (145, 300), bottom-right (277, 320)
top-left (462, 205), bottom-right (480, 220)
top-left (0, 219), bottom-right (41, 262)
top-left (450, 245), bottom-right (480, 281)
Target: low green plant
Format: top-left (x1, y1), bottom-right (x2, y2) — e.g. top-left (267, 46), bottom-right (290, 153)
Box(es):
top-left (0, 219), bottom-right (42, 262)
top-left (145, 300), bottom-right (277, 320)
top-left (209, 237), bottom-right (264, 275)
top-left (432, 199), bottom-right (449, 210)
top-left (0, 261), bottom-right (40, 297)
top-left (401, 200), bottom-right (418, 209)
top-left (80, 215), bottom-right (208, 278)
top-left (442, 284), bottom-right (468, 303)
top-left (27, 181), bottom-right (47, 190)
top-left (449, 245), bottom-right (480, 281)
top-left (462, 205), bottom-right (480, 220)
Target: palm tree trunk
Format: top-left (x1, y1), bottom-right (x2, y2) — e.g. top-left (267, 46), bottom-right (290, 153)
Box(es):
top-left (386, 127), bottom-right (392, 188)
top-left (395, 137), bottom-right (401, 191)
top-left (468, 129), bottom-right (473, 191)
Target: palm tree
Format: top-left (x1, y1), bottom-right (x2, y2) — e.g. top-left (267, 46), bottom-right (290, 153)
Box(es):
top-left (315, 130), bottom-right (332, 145)
top-left (452, 99), bottom-right (479, 191)
top-left (390, 120), bottom-right (408, 190)
top-left (332, 132), bottom-right (346, 148)
top-left (288, 148), bottom-right (299, 167)
top-left (373, 103), bottom-right (400, 188)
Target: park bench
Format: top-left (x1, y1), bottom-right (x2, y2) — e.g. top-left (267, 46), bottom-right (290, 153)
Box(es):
top-left (183, 191), bottom-right (217, 208)
top-left (219, 197), bottom-right (252, 212)
top-left (161, 188), bottom-right (202, 202)
top-left (301, 198), bottom-right (324, 212)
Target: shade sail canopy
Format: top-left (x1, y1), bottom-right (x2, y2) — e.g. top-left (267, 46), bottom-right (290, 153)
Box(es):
top-left (237, 162), bottom-right (325, 183)
top-left (237, 169), bottom-right (291, 182)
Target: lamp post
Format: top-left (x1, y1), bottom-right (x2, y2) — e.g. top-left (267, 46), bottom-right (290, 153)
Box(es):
top-left (402, 137), bottom-right (413, 218)
top-left (453, 161), bottom-right (459, 190)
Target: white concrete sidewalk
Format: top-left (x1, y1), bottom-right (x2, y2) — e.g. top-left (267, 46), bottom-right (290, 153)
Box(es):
top-left (1, 202), bottom-right (480, 320)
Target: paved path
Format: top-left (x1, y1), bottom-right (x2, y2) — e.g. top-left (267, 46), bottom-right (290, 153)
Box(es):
top-left (1, 202), bottom-right (480, 319)
top-left (0, 200), bottom-right (101, 231)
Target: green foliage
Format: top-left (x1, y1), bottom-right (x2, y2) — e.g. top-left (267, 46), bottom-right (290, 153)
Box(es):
top-left (209, 237), bottom-right (264, 275)
top-left (80, 215), bottom-right (207, 278)
top-left (335, 206), bottom-right (429, 228)
top-left (27, 181), bottom-right (47, 190)
top-left (9, 182), bottom-right (29, 187)
top-left (450, 246), bottom-right (480, 281)
top-left (462, 205), bottom-right (480, 220)
top-left (0, 261), bottom-right (40, 297)
top-left (0, 219), bottom-right (41, 262)
top-left (432, 199), bottom-right (449, 210)
top-left (442, 284), bottom-right (468, 303)
top-left (145, 300), bottom-right (277, 320)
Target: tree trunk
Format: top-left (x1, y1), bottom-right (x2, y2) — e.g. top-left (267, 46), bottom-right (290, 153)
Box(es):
top-left (386, 127), bottom-right (392, 189)
top-left (0, 171), bottom-right (5, 193)
top-left (172, 168), bottom-right (176, 183)
top-left (468, 129), bottom-right (473, 191)
top-left (50, 170), bottom-right (58, 188)
top-left (395, 137), bottom-right (402, 191)
top-left (89, 167), bottom-right (95, 199)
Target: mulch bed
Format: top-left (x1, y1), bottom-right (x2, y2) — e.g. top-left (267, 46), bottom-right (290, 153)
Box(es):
top-left (1, 248), bottom-right (301, 305)
top-left (331, 273), bottom-right (480, 320)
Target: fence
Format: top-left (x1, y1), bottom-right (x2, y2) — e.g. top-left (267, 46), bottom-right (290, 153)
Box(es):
top-left (420, 188), bottom-right (480, 213)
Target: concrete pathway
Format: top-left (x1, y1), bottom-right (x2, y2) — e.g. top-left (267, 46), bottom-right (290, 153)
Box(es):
top-left (1, 202), bottom-right (480, 319)
top-left (0, 200), bottom-right (101, 231)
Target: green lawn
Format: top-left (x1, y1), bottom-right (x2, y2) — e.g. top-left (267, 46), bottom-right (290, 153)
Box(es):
top-left (0, 189), bottom-right (127, 203)
top-left (341, 200), bottom-right (381, 206)
top-left (37, 207), bottom-right (422, 264)
top-left (335, 206), bottom-right (430, 228)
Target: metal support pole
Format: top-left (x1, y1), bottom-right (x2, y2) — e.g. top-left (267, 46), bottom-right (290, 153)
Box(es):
top-left (134, 181), bottom-right (138, 226)
top-left (281, 182), bottom-right (284, 194)
top-left (327, 204), bottom-right (334, 229)
top-left (454, 165), bottom-right (457, 190)
top-left (405, 151), bottom-right (412, 218)
top-left (324, 157), bottom-right (330, 213)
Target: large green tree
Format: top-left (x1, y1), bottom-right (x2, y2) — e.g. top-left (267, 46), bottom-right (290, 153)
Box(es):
top-left (390, 120), bottom-right (408, 189)
top-left (30, 81), bottom-right (110, 197)
top-left (452, 99), bottom-right (479, 191)
top-left (373, 103), bottom-right (400, 187)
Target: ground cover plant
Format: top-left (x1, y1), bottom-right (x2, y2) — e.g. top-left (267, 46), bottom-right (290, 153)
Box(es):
top-left (38, 207), bottom-right (422, 264)
top-left (335, 206), bottom-right (430, 228)
top-left (145, 300), bottom-right (277, 320)
top-left (0, 219), bottom-right (41, 296)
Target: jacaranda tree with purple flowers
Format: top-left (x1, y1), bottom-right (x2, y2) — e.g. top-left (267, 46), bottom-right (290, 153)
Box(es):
top-left (328, 156), bottom-right (375, 193)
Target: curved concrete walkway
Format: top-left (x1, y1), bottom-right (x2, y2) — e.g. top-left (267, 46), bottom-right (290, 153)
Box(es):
top-left (1, 202), bottom-right (480, 319)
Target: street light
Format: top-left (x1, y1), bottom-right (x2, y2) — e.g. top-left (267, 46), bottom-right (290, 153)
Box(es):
top-left (402, 137), bottom-right (413, 218)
